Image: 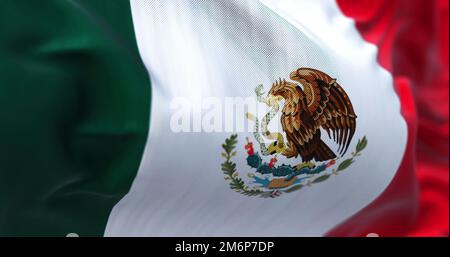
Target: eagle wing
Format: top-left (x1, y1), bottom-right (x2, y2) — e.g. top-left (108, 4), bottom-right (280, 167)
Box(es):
top-left (280, 95), bottom-right (315, 144)
top-left (290, 68), bottom-right (357, 155)
top-left (280, 92), bottom-right (329, 160)
top-left (279, 81), bottom-right (316, 145)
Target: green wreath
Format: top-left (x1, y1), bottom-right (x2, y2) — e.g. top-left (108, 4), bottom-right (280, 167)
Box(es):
top-left (220, 134), bottom-right (368, 198)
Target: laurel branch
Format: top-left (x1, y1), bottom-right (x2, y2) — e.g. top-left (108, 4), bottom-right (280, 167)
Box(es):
top-left (220, 134), bottom-right (368, 198)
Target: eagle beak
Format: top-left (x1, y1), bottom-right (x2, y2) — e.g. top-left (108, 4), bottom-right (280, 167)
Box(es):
top-left (266, 94), bottom-right (283, 106)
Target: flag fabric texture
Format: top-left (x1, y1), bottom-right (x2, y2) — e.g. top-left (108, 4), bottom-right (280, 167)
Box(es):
top-left (0, 0), bottom-right (447, 236)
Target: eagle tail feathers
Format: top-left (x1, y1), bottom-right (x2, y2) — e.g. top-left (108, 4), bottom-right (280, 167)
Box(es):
top-left (314, 139), bottom-right (337, 162)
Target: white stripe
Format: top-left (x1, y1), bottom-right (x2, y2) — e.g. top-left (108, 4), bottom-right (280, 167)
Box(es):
top-left (105, 0), bottom-right (406, 236)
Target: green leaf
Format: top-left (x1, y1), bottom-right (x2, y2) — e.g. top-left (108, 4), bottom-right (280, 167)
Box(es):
top-left (284, 184), bottom-right (303, 193)
top-left (337, 158), bottom-right (354, 171)
top-left (242, 189), bottom-right (264, 196)
top-left (312, 174), bottom-right (331, 183)
top-left (222, 134), bottom-right (238, 155)
top-left (356, 136), bottom-right (368, 152)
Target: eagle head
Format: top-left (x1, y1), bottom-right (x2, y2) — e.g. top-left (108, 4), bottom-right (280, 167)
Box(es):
top-left (268, 78), bottom-right (300, 105)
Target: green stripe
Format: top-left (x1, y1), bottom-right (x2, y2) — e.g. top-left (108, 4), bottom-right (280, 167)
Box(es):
top-left (0, 0), bottom-right (150, 236)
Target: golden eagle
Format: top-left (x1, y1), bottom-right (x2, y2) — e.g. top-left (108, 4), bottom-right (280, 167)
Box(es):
top-left (268, 68), bottom-right (357, 162)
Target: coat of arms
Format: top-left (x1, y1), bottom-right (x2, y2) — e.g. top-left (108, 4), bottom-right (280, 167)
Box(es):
top-left (220, 68), bottom-right (368, 198)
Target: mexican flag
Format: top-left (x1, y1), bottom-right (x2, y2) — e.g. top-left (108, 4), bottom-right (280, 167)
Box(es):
top-left (0, 0), bottom-right (447, 237)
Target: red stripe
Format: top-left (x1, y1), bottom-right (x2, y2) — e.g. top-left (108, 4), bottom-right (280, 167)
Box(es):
top-left (327, 0), bottom-right (449, 237)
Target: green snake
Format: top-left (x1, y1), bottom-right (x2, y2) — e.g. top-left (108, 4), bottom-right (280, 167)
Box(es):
top-left (246, 84), bottom-right (286, 156)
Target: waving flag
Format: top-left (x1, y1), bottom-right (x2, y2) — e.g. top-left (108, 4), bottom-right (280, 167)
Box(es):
top-left (0, 0), bottom-right (447, 237)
